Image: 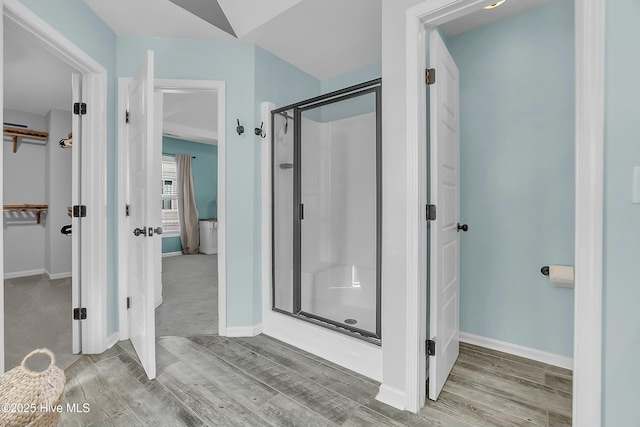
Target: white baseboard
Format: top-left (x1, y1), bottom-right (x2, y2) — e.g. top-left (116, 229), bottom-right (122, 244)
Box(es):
top-left (4, 268), bottom-right (45, 279)
top-left (460, 332), bottom-right (573, 370)
top-left (225, 324), bottom-right (263, 337)
top-left (106, 332), bottom-right (119, 349)
top-left (45, 270), bottom-right (72, 280)
top-left (376, 384), bottom-right (407, 410)
top-left (162, 251), bottom-right (183, 258)
top-left (155, 296), bottom-right (163, 308)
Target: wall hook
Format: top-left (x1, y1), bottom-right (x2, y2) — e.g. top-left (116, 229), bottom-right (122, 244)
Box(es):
top-left (236, 119), bottom-right (245, 135)
top-left (255, 122), bottom-right (266, 138)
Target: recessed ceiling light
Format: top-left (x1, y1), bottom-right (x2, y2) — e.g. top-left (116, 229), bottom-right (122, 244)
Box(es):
top-left (484, 0), bottom-right (507, 9)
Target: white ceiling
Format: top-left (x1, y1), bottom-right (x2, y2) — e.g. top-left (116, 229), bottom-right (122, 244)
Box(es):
top-left (240, 0), bottom-right (381, 80)
top-left (3, 17), bottom-right (78, 116)
top-left (83, 0), bottom-right (380, 80)
top-left (82, 0), bottom-right (556, 80)
top-left (162, 92), bottom-right (218, 145)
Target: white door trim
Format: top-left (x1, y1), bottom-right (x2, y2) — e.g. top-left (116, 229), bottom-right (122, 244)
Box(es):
top-left (0, 0), bottom-right (109, 370)
top-left (405, 0), bottom-right (604, 423)
top-left (117, 78), bottom-right (227, 339)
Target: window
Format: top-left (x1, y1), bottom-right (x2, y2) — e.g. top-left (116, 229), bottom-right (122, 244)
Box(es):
top-left (161, 156), bottom-right (180, 235)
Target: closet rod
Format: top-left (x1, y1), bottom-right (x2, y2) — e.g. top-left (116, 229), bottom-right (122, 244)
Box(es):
top-left (162, 152), bottom-right (196, 159)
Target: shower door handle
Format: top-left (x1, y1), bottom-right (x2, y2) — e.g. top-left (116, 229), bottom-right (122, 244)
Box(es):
top-left (299, 204), bottom-right (304, 220)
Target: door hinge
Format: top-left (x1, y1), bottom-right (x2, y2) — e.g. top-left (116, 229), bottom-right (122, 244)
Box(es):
top-left (426, 204), bottom-right (437, 221)
top-left (427, 339), bottom-right (436, 356)
top-left (72, 205), bottom-right (87, 218)
top-left (125, 110), bottom-right (130, 124)
top-left (127, 297), bottom-right (131, 310)
top-left (125, 204), bottom-right (130, 217)
top-left (299, 204), bottom-right (304, 220)
top-left (73, 307), bottom-right (87, 320)
top-left (73, 102), bottom-right (87, 115)
top-left (426, 68), bottom-right (436, 85)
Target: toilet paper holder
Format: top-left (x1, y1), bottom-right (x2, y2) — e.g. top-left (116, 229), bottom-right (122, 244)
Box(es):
top-left (540, 266), bottom-right (550, 276)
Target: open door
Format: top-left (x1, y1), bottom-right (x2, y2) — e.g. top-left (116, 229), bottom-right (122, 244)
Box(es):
top-left (428, 29), bottom-right (461, 400)
top-left (71, 73), bottom-right (82, 354)
top-left (126, 50), bottom-right (158, 379)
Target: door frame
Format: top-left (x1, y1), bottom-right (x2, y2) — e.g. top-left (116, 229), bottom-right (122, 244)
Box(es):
top-left (117, 78), bottom-right (227, 340)
top-left (405, 0), bottom-right (604, 424)
top-left (0, 0), bottom-right (108, 372)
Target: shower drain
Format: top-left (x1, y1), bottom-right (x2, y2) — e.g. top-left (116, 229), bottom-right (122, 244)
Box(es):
top-left (344, 318), bottom-right (358, 325)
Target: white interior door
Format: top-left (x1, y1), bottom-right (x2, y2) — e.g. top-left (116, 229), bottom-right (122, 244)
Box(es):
top-left (127, 50), bottom-right (157, 380)
top-left (71, 73), bottom-right (82, 354)
top-left (154, 91), bottom-right (163, 308)
top-left (428, 29), bottom-right (461, 401)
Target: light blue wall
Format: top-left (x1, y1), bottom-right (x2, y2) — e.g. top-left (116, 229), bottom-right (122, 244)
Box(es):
top-left (17, 0), bottom-right (119, 335)
top-left (118, 36), bottom-right (258, 327)
top-left (162, 237), bottom-right (182, 254)
top-left (161, 137), bottom-right (218, 254)
top-left (447, 0), bottom-right (575, 357)
top-left (318, 62), bottom-right (381, 123)
top-left (603, 0), bottom-right (640, 424)
top-left (254, 46), bottom-right (321, 108)
top-left (254, 45), bottom-right (320, 324)
top-left (321, 62), bottom-right (381, 94)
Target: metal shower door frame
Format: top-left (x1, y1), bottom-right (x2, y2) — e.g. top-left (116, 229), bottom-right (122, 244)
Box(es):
top-left (271, 79), bottom-right (382, 342)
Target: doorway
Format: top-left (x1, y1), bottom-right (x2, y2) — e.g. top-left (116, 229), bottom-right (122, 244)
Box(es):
top-left (117, 76), bottom-right (227, 377)
top-left (425, 0), bottom-right (576, 404)
top-left (402, 0), bottom-right (604, 423)
top-left (3, 16), bottom-right (80, 370)
top-left (0, 0), bottom-right (109, 373)
top-left (155, 89), bottom-right (220, 337)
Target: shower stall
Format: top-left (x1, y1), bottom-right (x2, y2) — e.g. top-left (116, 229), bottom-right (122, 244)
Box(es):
top-left (271, 79), bottom-right (381, 342)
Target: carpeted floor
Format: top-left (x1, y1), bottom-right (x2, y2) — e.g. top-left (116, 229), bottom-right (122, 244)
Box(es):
top-left (156, 254), bottom-right (218, 337)
top-left (4, 253), bottom-right (217, 372)
top-left (4, 274), bottom-right (80, 371)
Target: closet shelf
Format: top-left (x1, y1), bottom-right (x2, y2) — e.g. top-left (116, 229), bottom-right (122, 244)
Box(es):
top-left (3, 204), bottom-right (48, 224)
top-left (3, 126), bottom-right (49, 153)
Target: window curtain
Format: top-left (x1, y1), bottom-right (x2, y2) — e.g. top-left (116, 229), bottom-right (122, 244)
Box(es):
top-left (176, 154), bottom-right (200, 254)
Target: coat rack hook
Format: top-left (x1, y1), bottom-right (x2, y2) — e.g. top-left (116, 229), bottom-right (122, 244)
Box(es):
top-left (255, 121), bottom-right (266, 138)
top-left (236, 119), bottom-right (245, 136)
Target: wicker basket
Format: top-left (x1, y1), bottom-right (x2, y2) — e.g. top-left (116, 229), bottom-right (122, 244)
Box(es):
top-left (0, 348), bottom-right (66, 427)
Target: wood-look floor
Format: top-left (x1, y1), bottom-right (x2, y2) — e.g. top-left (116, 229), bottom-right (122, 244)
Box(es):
top-left (59, 337), bottom-right (572, 426)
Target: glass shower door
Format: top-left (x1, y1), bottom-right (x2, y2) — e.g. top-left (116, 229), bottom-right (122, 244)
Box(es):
top-left (298, 89), bottom-right (381, 338)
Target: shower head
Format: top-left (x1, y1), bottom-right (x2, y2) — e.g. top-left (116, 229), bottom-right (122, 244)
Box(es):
top-left (279, 163), bottom-right (294, 170)
top-left (276, 111), bottom-right (293, 135)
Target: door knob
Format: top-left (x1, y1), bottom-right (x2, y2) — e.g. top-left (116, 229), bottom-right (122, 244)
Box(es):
top-left (457, 223), bottom-right (468, 232)
top-left (133, 227), bottom-right (147, 237)
top-left (148, 226), bottom-right (164, 236)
